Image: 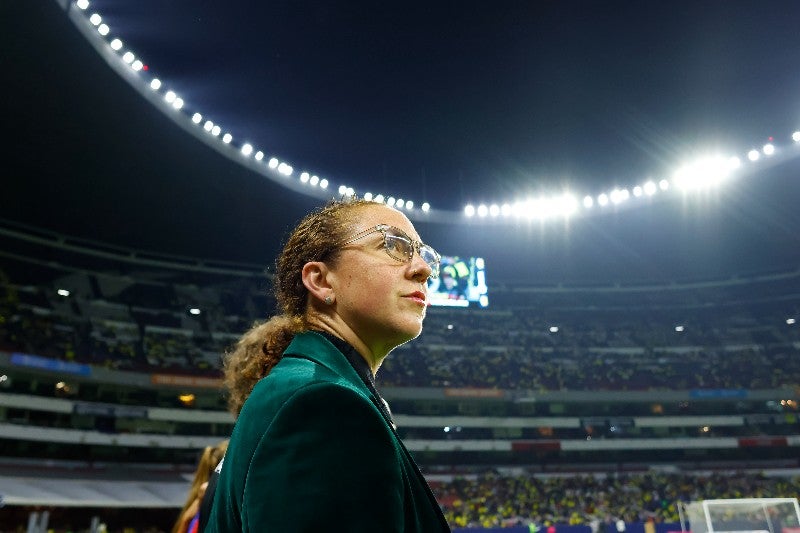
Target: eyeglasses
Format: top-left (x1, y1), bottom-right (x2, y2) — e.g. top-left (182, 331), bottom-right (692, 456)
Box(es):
top-left (338, 224), bottom-right (441, 279)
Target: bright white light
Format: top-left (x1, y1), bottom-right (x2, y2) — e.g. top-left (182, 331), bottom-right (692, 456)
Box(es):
top-left (89, 13), bottom-right (101, 25)
top-left (191, 113), bottom-right (202, 124)
top-left (675, 325), bottom-right (685, 332)
top-left (793, 131), bottom-right (800, 143)
top-left (748, 149), bottom-right (760, 161)
top-left (310, 175), bottom-right (320, 186)
top-left (673, 156), bottom-right (732, 190)
top-left (203, 120), bottom-right (213, 132)
top-left (364, 192), bottom-right (373, 201)
top-left (172, 98), bottom-right (184, 110)
top-left (241, 144), bottom-right (253, 156)
top-left (338, 185), bottom-right (347, 195)
top-left (633, 186), bottom-right (643, 197)
top-left (319, 179), bottom-right (328, 189)
top-left (597, 193), bottom-right (609, 206)
top-left (150, 78), bottom-right (161, 90)
top-left (110, 39), bottom-right (122, 51)
top-left (131, 60), bottom-right (143, 71)
top-left (465, 205), bottom-right (476, 217)
top-left (728, 156), bottom-right (741, 170)
top-left (211, 125), bottom-right (221, 136)
top-left (395, 199), bottom-right (405, 208)
top-left (763, 143), bottom-right (775, 156)
top-left (268, 158), bottom-right (279, 169)
top-left (477, 204), bottom-right (489, 217)
top-left (255, 151), bottom-right (264, 161)
top-left (421, 202), bottom-right (430, 212)
top-left (345, 187), bottom-right (354, 196)
top-left (278, 163), bottom-right (293, 176)
top-left (300, 172), bottom-right (310, 183)
top-left (222, 133), bottom-right (232, 144)
top-left (610, 189), bottom-right (629, 204)
top-left (164, 91), bottom-right (176, 103)
top-left (122, 51), bottom-right (135, 64)
top-left (386, 197), bottom-right (396, 206)
top-left (659, 179), bottom-right (670, 191)
top-left (501, 203), bottom-right (512, 216)
top-left (489, 204), bottom-right (500, 217)
top-left (374, 194), bottom-right (385, 203)
top-left (556, 194), bottom-right (578, 217)
top-left (549, 326), bottom-right (559, 333)
top-left (583, 195), bottom-right (593, 208)
top-left (787, 318), bottom-right (796, 325)
top-left (76, 0), bottom-right (89, 9)
top-left (643, 181), bottom-right (657, 195)
top-left (405, 200), bottom-right (414, 210)
top-left (57, 289), bottom-right (70, 297)
top-left (189, 308), bottom-right (201, 315)
top-left (97, 24), bottom-right (110, 36)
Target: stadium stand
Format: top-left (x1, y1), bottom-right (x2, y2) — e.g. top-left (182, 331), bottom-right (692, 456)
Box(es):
top-left (0, 222), bottom-right (798, 531)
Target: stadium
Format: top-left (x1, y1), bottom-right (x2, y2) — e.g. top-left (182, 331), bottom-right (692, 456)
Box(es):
top-left (2, 1), bottom-right (799, 532)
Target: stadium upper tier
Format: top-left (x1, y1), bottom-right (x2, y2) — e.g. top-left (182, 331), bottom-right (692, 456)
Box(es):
top-left (1, 221), bottom-right (798, 392)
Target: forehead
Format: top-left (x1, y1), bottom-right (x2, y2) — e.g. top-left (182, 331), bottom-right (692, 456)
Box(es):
top-left (353, 204), bottom-right (419, 239)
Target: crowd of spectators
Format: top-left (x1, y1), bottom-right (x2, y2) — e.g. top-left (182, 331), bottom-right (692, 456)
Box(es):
top-left (433, 470), bottom-right (800, 529)
top-left (1, 267), bottom-right (798, 391)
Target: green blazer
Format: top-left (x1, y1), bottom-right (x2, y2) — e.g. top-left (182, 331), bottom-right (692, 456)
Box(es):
top-left (206, 331), bottom-right (450, 532)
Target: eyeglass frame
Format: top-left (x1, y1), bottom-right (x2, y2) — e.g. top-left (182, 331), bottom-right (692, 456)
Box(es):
top-left (336, 224), bottom-right (441, 279)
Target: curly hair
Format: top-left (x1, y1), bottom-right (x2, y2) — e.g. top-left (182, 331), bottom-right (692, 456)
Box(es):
top-left (222, 198), bottom-right (376, 416)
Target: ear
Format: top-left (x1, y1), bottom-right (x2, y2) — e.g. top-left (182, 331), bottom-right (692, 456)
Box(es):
top-left (301, 261), bottom-right (333, 304)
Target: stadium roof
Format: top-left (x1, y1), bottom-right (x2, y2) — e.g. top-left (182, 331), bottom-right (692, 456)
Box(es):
top-left (3, 1), bottom-right (800, 284)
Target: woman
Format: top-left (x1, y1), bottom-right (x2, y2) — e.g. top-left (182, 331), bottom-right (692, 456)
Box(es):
top-left (172, 439), bottom-right (228, 533)
top-left (206, 198), bottom-right (450, 532)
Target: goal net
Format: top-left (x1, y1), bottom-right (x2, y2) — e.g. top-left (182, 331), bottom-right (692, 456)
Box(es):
top-left (681, 498), bottom-right (800, 533)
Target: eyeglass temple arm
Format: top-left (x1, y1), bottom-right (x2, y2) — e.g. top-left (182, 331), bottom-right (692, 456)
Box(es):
top-left (338, 225), bottom-right (388, 247)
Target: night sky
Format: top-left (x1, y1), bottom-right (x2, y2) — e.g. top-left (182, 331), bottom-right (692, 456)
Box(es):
top-left (3, 1), bottom-right (800, 284)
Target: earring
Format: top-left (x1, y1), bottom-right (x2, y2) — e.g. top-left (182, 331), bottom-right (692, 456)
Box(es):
top-left (324, 295), bottom-right (333, 305)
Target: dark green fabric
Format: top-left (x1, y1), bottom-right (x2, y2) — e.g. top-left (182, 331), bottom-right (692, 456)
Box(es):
top-left (206, 331), bottom-right (450, 532)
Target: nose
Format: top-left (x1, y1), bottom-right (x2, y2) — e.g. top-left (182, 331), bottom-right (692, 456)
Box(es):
top-left (409, 253), bottom-right (432, 282)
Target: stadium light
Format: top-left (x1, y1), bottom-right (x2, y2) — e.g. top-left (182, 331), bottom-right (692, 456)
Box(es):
top-left (189, 308), bottom-right (201, 315)
top-left (465, 205), bottom-right (476, 217)
top-left (57, 289), bottom-right (70, 297)
top-left (76, 0), bottom-right (89, 9)
top-left (675, 325), bottom-right (685, 332)
top-left (240, 143), bottom-right (253, 156)
top-left (763, 143), bottom-right (775, 156)
top-left (421, 202), bottom-right (430, 212)
top-left (787, 318), bottom-right (796, 325)
top-left (110, 39), bottom-right (122, 51)
top-left (150, 78), bottom-right (161, 90)
top-left (222, 133), bottom-right (232, 144)
top-left (549, 326), bottom-right (559, 333)
top-left (793, 131), bottom-right (800, 142)
top-left (643, 181), bottom-right (657, 195)
top-left (309, 175), bottom-right (319, 186)
top-left (747, 149), bottom-right (760, 161)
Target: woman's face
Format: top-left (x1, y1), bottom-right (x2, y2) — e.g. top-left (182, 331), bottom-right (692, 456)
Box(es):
top-left (328, 204), bottom-right (433, 357)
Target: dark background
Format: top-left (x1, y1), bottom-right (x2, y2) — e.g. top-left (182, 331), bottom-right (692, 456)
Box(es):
top-left (3, 1), bottom-right (800, 284)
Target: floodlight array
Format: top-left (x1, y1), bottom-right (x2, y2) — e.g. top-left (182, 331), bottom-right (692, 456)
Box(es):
top-left (71, 1), bottom-right (420, 214)
top-left (463, 138), bottom-right (799, 221)
top-left (71, 1), bottom-right (800, 224)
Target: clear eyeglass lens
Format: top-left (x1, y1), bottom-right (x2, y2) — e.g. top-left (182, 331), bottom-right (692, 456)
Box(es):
top-left (384, 232), bottom-right (413, 260)
top-left (420, 247), bottom-right (441, 278)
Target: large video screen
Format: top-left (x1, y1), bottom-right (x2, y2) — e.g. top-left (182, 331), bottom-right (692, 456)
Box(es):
top-left (427, 256), bottom-right (488, 308)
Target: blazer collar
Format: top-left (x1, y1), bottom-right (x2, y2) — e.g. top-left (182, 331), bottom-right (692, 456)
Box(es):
top-left (282, 330), bottom-right (371, 397)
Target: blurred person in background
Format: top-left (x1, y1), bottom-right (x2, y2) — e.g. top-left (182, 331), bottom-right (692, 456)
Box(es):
top-left (206, 198), bottom-right (450, 532)
top-left (172, 439), bottom-right (228, 533)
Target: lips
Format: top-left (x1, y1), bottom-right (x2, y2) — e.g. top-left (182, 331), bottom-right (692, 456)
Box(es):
top-left (404, 291), bottom-right (427, 305)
